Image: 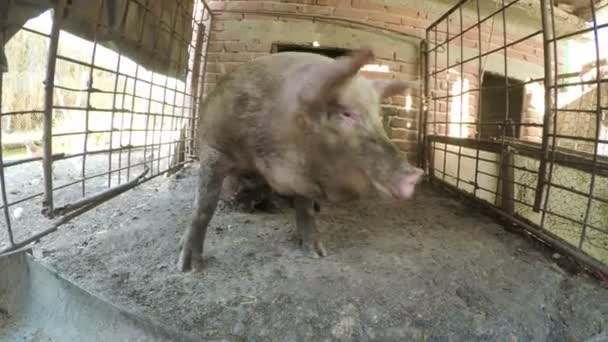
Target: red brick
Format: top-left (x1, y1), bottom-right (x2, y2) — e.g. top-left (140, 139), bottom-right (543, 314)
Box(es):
top-left (297, 4), bottom-right (333, 16)
top-left (205, 52), bottom-right (222, 62)
top-left (390, 116), bottom-right (416, 129)
top-left (369, 12), bottom-right (401, 25)
top-left (217, 53), bottom-right (234, 62)
top-left (352, 0), bottom-right (385, 11)
top-left (373, 49), bottom-right (394, 60)
top-left (279, 0), bottom-right (316, 4)
top-left (334, 7), bottom-right (368, 19)
top-left (224, 42), bottom-right (247, 52)
top-left (223, 63), bottom-right (240, 73)
top-left (335, 0), bottom-right (352, 7)
top-left (360, 70), bottom-right (393, 80)
top-left (207, 42), bottom-right (224, 52)
top-left (210, 31), bottom-right (241, 41)
top-left (392, 96), bottom-right (406, 106)
top-left (246, 43), bottom-right (270, 52)
top-left (268, 2), bottom-right (299, 12)
top-left (225, 1), bottom-right (263, 11)
top-left (214, 13), bottom-right (244, 20)
top-left (208, 1), bottom-right (226, 11)
top-left (391, 138), bottom-right (416, 151)
top-left (232, 53), bottom-right (254, 62)
top-left (385, 6), bottom-right (418, 18)
top-left (205, 63), bottom-right (221, 73)
top-left (243, 13), bottom-right (274, 20)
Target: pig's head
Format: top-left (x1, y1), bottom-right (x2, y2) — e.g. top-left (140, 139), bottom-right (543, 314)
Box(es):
top-left (297, 49), bottom-right (424, 201)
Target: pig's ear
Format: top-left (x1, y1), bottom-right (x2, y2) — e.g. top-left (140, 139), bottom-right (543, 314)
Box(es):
top-left (372, 80), bottom-right (420, 99)
top-left (300, 48), bottom-right (375, 104)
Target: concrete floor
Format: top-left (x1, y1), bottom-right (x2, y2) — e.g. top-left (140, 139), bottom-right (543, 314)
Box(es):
top-left (3, 164), bottom-right (608, 341)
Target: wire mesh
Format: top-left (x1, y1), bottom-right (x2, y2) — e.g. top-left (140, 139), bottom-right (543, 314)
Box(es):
top-left (0, 0), bottom-right (212, 253)
top-left (423, 0), bottom-right (608, 276)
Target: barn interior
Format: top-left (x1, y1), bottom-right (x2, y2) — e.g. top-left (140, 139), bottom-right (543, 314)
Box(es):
top-left (1, 0), bottom-right (608, 341)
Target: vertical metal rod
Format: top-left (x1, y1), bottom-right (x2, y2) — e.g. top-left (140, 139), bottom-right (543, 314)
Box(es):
top-left (431, 25), bottom-right (439, 179)
top-left (80, 0), bottom-right (106, 197)
top-left (126, 65), bottom-right (140, 181)
top-left (473, 0), bottom-right (483, 197)
top-left (108, 55), bottom-right (123, 188)
top-left (156, 3), bottom-right (180, 174)
top-left (419, 39), bottom-right (429, 170)
top-left (497, 0), bottom-right (510, 205)
top-left (0, 28), bottom-right (15, 246)
top-left (42, 0), bottom-right (66, 218)
top-left (116, 75), bottom-right (128, 184)
top-left (540, 0), bottom-right (559, 231)
top-left (127, 0), bottom-right (151, 181)
top-left (455, 5), bottom-right (464, 189)
top-left (109, 0), bottom-right (132, 187)
top-left (143, 0), bottom-right (168, 176)
top-left (534, 0), bottom-right (555, 212)
top-left (442, 18), bottom-right (450, 182)
top-left (579, 0), bottom-right (602, 249)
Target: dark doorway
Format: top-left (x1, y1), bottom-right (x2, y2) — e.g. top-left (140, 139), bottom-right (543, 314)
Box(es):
top-left (479, 73), bottom-right (524, 139)
top-left (271, 43), bottom-right (351, 59)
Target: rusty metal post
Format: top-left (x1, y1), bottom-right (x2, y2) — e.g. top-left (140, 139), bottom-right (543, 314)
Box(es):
top-left (418, 39), bottom-right (428, 170)
top-left (533, 0), bottom-right (555, 212)
top-left (0, 21), bottom-right (15, 246)
top-left (42, 0), bottom-right (66, 218)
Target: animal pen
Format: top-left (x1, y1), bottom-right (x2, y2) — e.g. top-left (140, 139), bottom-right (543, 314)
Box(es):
top-left (0, 0), bottom-right (607, 340)
top-left (0, 0), bottom-right (212, 253)
top-left (421, 0), bottom-right (608, 278)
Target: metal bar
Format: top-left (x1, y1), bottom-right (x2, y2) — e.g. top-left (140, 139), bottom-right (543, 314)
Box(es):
top-left (430, 177), bottom-right (608, 279)
top-left (80, 0), bottom-right (99, 195)
top-left (54, 167), bottom-right (149, 216)
top-left (551, 21), bottom-right (608, 42)
top-left (533, 0), bottom-right (554, 212)
top-left (540, 0), bottom-right (560, 237)
top-left (428, 135), bottom-right (608, 176)
top-left (473, 0), bottom-right (483, 197)
top-left (143, 0), bottom-right (168, 175)
top-left (418, 39), bottom-right (427, 168)
top-left (0, 167), bottom-right (151, 255)
top-left (0, 26), bottom-right (15, 246)
top-left (427, 0), bottom-right (523, 54)
top-left (41, 0), bottom-right (66, 218)
top-left (157, 3), bottom-right (181, 174)
top-left (579, 0), bottom-right (603, 250)
top-left (426, 0), bottom-right (467, 32)
top-left (429, 30), bottom-right (543, 78)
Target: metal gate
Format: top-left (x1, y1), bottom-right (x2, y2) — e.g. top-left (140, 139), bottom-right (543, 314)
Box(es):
top-left (0, 0), bottom-right (212, 254)
top-left (421, 0), bottom-right (608, 277)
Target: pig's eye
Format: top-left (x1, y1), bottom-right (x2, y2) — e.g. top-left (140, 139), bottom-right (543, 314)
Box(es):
top-left (340, 111), bottom-right (358, 120)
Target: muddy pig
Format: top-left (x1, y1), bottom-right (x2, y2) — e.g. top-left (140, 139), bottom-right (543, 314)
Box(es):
top-left (178, 48), bottom-right (424, 272)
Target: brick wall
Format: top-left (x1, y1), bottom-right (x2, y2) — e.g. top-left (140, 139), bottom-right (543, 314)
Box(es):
top-left (202, 0), bottom-right (572, 160)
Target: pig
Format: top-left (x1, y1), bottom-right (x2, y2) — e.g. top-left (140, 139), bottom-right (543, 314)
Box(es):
top-left (178, 48), bottom-right (424, 272)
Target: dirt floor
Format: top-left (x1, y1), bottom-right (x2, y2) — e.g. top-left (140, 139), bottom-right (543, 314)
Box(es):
top-left (10, 164), bottom-right (608, 341)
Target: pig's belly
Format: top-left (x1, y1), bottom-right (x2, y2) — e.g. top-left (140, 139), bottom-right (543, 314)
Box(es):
top-left (255, 162), bottom-right (322, 199)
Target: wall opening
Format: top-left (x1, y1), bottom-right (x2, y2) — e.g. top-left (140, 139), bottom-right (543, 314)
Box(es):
top-left (270, 43), bottom-right (351, 59)
top-left (479, 73), bottom-right (525, 140)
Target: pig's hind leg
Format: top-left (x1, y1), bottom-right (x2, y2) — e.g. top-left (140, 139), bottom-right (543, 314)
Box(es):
top-left (178, 146), bottom-right (228, 272)
top-left (294, 196), bottom-right (327, 258)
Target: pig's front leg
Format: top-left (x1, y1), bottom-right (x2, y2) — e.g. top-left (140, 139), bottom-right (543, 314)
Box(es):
top-left (294, 196), bottom-right (327, 258)
top-left (178, 147), bottom-right (227, 272)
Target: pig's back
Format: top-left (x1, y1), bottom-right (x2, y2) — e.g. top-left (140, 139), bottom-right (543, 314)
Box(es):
top-left (199, 52), bottom-right (331, 163)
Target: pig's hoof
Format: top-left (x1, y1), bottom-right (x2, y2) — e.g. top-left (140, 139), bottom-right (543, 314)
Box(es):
top-left (300, 238), bottom-right (328, 258)
top-left (177, 244), bottom-right (204, 272)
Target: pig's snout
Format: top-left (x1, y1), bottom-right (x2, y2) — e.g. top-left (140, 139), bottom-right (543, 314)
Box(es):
top-left (395, 168), bottom-right (424, 199)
